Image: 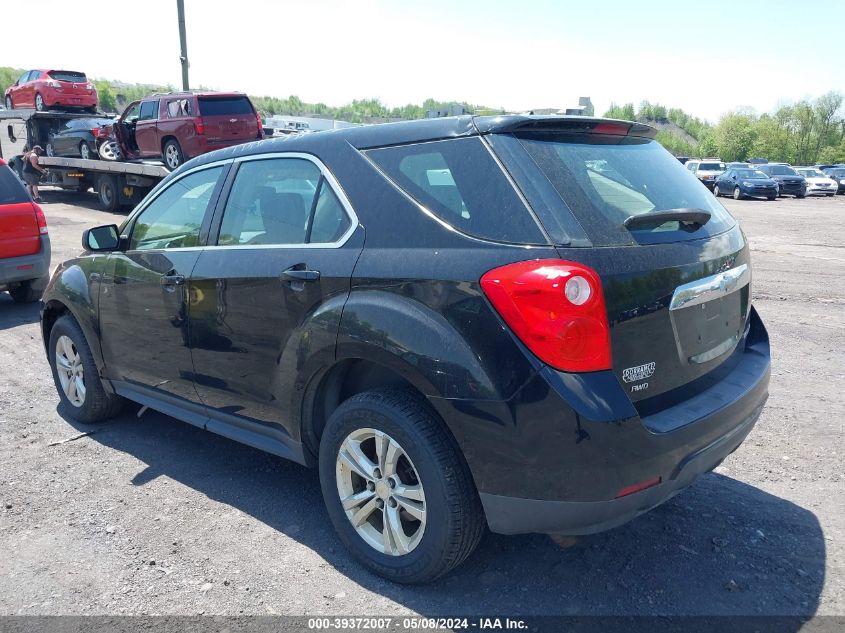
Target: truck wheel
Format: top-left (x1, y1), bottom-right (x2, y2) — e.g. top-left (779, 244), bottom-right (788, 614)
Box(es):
top-left (97, 175), bottom-right (119, 212)
top-left (35, 93), bottom-right (45, 112)
top-left (9, 275), bottom-right (47, 303)
top-left (48, 315), bottom-right (124, 423)
top-left (319, 388), bottom-right (484, 584)
top-left (163, 139), bottom-right (184, 170)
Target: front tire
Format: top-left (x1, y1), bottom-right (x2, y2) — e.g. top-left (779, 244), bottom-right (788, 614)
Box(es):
top-left (163, 139), bottom-right (184, 170)
top-left (48, 315), bottom-right (123, 423)
top-left (319, 389), bottom-right (484, 584)
top-left (4, 96), bottom-right (11, 110)
top-left (733, 186), bottom-right (742, 200)
top-left (713, 184), bottom-right (720, 197)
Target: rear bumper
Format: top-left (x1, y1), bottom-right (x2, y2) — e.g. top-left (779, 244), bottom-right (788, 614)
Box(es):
top-left (42, 88), bottom-right (96, 108)
top-left (0, 236), bottom-right (51, 287)
top-left (436, 307), bottom-right (770, 536)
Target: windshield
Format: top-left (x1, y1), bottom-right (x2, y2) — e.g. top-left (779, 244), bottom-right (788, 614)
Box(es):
top-left (513, 133), bottom-right (735, 246)
top-left (736, 169), bottom-right (768, 179)
top-left (827, 168), bottom-right (845, 178)
top-left (766, 165), bottom-right (798, 176)
top-left (798, 169), bottom-right (824, 178)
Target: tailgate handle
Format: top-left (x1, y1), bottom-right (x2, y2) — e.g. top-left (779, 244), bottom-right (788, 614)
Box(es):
top-left (669, 264), bottom-right (750, 311)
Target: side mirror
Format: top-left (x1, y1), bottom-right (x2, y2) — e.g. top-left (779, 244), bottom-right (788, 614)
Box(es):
top-left (82, 224), bottom-right (120, 251)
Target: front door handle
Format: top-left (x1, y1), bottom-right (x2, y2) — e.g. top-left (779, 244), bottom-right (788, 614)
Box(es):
top-left (160, 274), bottom-right (186, 286)
top-left (281, 267), bottom-right (320, 282)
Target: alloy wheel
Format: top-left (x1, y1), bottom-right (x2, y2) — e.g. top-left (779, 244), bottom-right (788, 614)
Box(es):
top-left (734, 187), bottom-right (741, 200)
top-left (335, 428), bottom-right (426, 556)
top-left (165, 145), bottom-right (180, 169)
top-left (46, 143), bottom-right (55, 157)
top-left (713, 184), bottom-right (720, 197)
top-left (35, 94), bottom-right (45, 111)
top-left (80, 143), bottom-right (91, 160)
top-left (55, 335), bottom-right (86, 407)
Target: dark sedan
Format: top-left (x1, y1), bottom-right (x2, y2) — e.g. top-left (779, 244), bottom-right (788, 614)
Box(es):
top-left (46, 117), bottom-right (113, 160)
top-left (755, 164), bottom-right (807, 198)
top-left (714, 168), bottom-right (778, 200)
top-left (821, 167), bottom-right (845, 194)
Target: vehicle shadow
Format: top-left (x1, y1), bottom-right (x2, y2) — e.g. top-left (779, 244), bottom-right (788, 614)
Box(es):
top-left (38, 186), bottom-right (131, 215)
top-left (0, 293), bottom-right (41, 330)
top-left (57, 404), bottom-right (825, 618)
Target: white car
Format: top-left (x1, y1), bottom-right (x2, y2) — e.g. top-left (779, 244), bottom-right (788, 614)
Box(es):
top-left (795, 167), bottom-right (838, 197)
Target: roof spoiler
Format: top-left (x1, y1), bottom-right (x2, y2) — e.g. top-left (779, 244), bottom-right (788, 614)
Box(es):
top-left (473, 115), bottom-right (657, 139)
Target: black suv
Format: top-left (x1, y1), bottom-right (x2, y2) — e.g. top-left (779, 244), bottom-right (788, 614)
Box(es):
top-left (41, 116), bottom-right (771, 583)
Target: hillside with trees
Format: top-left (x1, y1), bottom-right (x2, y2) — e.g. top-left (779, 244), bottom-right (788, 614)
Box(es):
top-left (604, 94), bottom-right (845, 163)
top-left (3, 67), bottom-right (843, 163)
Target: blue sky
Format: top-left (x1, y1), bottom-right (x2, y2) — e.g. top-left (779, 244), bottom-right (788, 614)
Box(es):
top-left (5, 0), bottom-right (842, 122)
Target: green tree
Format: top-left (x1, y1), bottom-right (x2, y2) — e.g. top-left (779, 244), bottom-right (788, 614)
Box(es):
top-left (713, 113), bottom-right (757, 161)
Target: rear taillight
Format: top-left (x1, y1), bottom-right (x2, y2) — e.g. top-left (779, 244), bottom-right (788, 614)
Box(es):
top-left (480, 259), bottom-right (612, 372)
top-left (46, 79), bottom-right (61, 88)
top-left (193, 117), bottom-right (205, 135)
top-left (91, 127), bottom-right (103, 138)
top-left (34, 204), bottom-right (48, 235)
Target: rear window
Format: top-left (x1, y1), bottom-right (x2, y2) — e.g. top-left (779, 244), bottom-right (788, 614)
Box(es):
top-left (366, 138), bottom-right (546, 244)
top-left (48, 71), bottom-right (87, 83)
top-left (511, 133), bottom-right (735, 246)
top-left (698, 162), bottom-right (725, 171)
top-left (197, 97), bottom-right (254, 116)
top-left (0, 165), bottom-right (30, 204)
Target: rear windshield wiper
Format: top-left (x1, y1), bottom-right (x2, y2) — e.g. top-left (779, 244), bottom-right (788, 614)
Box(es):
top-left (623, 208), bottom-right (711, 232)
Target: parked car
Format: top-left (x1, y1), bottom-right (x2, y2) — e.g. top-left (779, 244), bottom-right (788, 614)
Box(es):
top-left (4, 69), bottom-right (98, 112)
top-left (820, 166), bottom-right (845, 194)
top-left (41, 115), bottom-right (770, 583)
top-left (725, 162), bottom-right (751, 169)
top-left (685, 159), bottom-right (725, 190)
top-left (754, 164), bottom-right (807, 197)
top-left (714, 168), bottom-right (778, 200)
top-left (45, 117), bottom-right (114, 160)
top-left (111, 91), bottom-right (264, 170)
top-left (794, 167), bottom-right (837, 196)
top-left (0, 158), bottom-right (50, 303)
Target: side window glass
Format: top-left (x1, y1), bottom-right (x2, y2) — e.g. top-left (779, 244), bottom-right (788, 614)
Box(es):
top-left (166, 99), bottom-right (191, 117)
top-left (217, 158), bottom-right (321, 246)
top-left (139, 100), bottom-right (159, 121)
top-left (309, 182), bottom-right (350, 243)
top-left (129, 166), bottom-right (222, 250)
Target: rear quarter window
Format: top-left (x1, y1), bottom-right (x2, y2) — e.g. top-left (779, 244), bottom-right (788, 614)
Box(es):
top-left (366, 137), bottom-right (546, 244)
top-left (0, 165), bottom-right (29, 204)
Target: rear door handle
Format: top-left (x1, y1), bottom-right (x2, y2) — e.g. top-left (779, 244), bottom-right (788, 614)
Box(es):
top-left (281, 267), bottom-right (320, 282)
top-left (160, 274), bottom-right (186, 286)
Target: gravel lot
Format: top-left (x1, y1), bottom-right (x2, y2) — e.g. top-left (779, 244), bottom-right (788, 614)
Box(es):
top-left (1, 188), bottom-right (843, 617)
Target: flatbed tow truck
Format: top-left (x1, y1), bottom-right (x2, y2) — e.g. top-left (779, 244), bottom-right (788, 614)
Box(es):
top-left (0, 109), bottom-right (170, 211)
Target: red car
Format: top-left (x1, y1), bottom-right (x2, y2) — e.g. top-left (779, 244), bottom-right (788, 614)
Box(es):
top-left (111, 91), bottom-right (264, 169)
top-left (0, 159), bottom-right (50, 303)
top-left (4, 69), bottom-right (98, 112)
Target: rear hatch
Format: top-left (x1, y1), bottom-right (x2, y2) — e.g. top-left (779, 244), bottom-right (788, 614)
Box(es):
top-left (47, 70), bottom-right (92, 99)
top-left (0, 165), bottom-right (41, 258)
top-left (197, 95), bottom-right (259, 143)
top-left (487, 121), bottom-right (751, 403)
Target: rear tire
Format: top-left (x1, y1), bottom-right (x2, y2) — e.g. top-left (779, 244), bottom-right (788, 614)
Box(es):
top-left (97, 174), bottom-right (119, 211)
top-left (163, 139), bottom-right (184, 170)
top-left (9, 275), bottom-right (47, 303)
top-left (4, 96), bottom-right (12, 110)
top-left (79, 142), bottom-right (92, 160)
top-left (46, 142), bottom-right (55, 157)
top-left (48, 315), bottom-right (123, 423)
top-left (35, 93), bottom-right (45, 112)
top-left (319, 388), bottom-right (484, 584)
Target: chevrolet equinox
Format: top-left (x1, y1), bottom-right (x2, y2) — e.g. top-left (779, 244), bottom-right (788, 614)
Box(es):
top-left (41, 115), bottom-right (771, 583)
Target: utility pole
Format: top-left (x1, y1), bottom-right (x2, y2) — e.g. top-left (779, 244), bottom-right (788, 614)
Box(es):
top-left (177, 0), bottom-right (190, 91)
